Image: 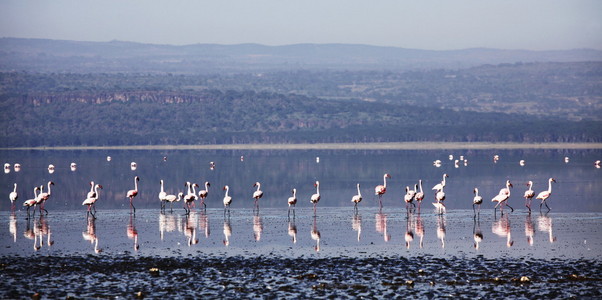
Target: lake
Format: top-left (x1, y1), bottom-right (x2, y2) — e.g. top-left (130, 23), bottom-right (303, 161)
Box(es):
top-left (1, 148), bottom-right (601, 298)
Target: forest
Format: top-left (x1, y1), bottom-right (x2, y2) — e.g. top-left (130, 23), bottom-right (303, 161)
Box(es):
top-left (1, 60), bottom-right (601, 147)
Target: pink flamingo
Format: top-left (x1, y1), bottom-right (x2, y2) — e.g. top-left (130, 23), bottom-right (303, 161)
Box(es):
top-left (198, 181), bottom-right (210, 209)
top-left (126, 176), bottom-right (140, 214)
top-left (288, 188), bottom-right (297, 217)
top-left (23, 186), bottom-right (40, 219)
top-left (37, 181), bottom-right (54, 215)
top-left (524, 181), bottom-right (535, 212)
top-left (82, 184), bottom-right (102, 218)
top-left (351, 184), bottom-right (362, 211)
top-left (374, 173), bottom-right (391, 207)
top-left (414, 180), bottom-right (424, 212)
top-left (252, 182), bottom-right (263, 210)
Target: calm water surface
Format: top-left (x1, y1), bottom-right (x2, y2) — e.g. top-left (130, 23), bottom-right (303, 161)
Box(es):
top-left (2, 149), bottom-right (601, 298)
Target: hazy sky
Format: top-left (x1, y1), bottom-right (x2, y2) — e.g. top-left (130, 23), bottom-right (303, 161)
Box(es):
top-left (1, 0), bottom-right (601, 50)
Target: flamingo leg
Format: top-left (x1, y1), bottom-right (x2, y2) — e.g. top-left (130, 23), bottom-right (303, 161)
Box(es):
top-left (129, 197), bottom-right (136, 214)
top-left (472, 203), bottom-right (476, 215)
top-left (506, 202), bottom-right (514, 212)
top-left (543, 200), bottom-right (551, 211)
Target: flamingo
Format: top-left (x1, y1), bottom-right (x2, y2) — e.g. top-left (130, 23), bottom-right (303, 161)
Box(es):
top-left (524, 181), bottom-right (535, 212)
top-left (536, 178), bottom-right (556, 211)
top-left (351, 183), bottom-right (362, 211)
top-left (23, 186), bottom-right (40, 219)
top-left (9, 183), bottom-right (18, 210)
top-left (82, 184), bottom-right (102, 218)
top-left (184, 182), bottom-right (199, 214)
top-left (223, 185), bottom-right (232, 215)
top-left (198, 181), bottom-right (210, 209)
top-left (163, 192), bottom-right (183, 213)
top-left (404, 185), bottom-right (416, 211)
top-left (473, 187), bottom-right (483, 215)
top-left (159, 180), bottom-right (167, 210)
top-left (252, 182), bottom-right (263, 209)
top-left (311, 181), bottom-right (321, 213)
top-left (374, 173), bottom-right (391, 207)
top-left (288, 188), bottom-right (297, 217)
top-left (87, 181), bottom-right (97, 199)
top-left (435, 185), bottom-right (446, 203)
top-left (126, 176), bottom-right (140, 214)
top-left (415, 180), bottom-right (424, 212)
top-left (37, 181), bottom-right (54, 215)
top-left (432, 173), bottom-right (449, 192)
top-left (493, 180), bottom-right (514, 214)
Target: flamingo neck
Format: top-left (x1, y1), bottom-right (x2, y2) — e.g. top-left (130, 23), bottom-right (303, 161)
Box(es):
top-left (383, 175), bottom-right (388, 187)
top-left (34, 188), bottom-right (39, 198)
top-left (134, 178), bottom-right (138, 191)
top-left (548, 180), bottom-right (553, 193)
top-left (316, 183), bottom-right (320, 195)
top-left (160, 181), bottom-right (165, 193)
top-left (357, 184), bottom-right (361, 196)
top-left (419, 181), bottom-right (423, 193)
top-left (47, 182), bottom-right (52, 194)
top-left (13, 184), bottom-right (17, 193)
top-left (225, 187), bottom-right (229, 197)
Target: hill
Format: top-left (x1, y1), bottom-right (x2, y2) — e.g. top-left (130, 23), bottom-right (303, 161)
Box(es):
top-left (1, 38), bottom-right (601, 73)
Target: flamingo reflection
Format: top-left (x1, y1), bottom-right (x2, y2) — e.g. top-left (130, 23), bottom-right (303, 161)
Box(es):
top-left (352, 213), bottom-right (362, 242)
top-left (492, 213), bottom-right (514, 247)
top-left (183, 212), bottom-right (198, 246)
top-left (253, 214), bottom-right (263, 241)
top-left (159, 212), bottom-right (177, 241)
top-left (223, 215), bottom-right (232, 246)
top-left (199, 210), bottom-right (210, 239)
top-left (375, 209), bottom-right (391, 242)
top-left (436, 214), bottom-right (446, 248)
top-left (9, 211), bottom-right (17, 242)
top-left (288, 215), bottom-right (297, 244)
top-left (311, 215), bottom-right (321, 252)
top-left (538, 213), bottom-right (557, 243)
top-left (525, 213), bottom-right (535, 246)
top-left (473, 216), bottom-right (483, 250)
top-left (23, 217), bottom-right (38, 251)
top-left (405, 213), bottom-right (415, 249)
top-left (415, 213), bottom-right (424, 248)
top-left (83, 217), bottom-right (102, 253)
top-left (127, 214), bottom-right (140, 250)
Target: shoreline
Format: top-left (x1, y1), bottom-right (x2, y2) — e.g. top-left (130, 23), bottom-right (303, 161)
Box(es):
top-left (2, 142), bottom-right (602, 151)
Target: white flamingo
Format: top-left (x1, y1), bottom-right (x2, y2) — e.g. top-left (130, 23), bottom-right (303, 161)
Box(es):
top-left (198, 181), bottom-right (210, 209)
top-left (159, 180), bottom-right (167, 207)
top-left (432, 173), bottom-right (449, 191)
top-left (126, 176), bottom-right (140, 214)
top-left (163, 192), bottom-right (183, 213)
top-left (415, 180), bottom-right (424, 212)
top-left (311, 181), bottom-right (321, 213)
top-left (37, 181), bottom-right (54, 215)
top-left (252, 182), bottom-right (263, 209)
top-left (184, 182), bottom-right (199, 214)
top-left (404, 185), bottom-right (416, 211)
top-left (82, 184), bottom-right (102, 218)
top-left (536, 178), bottom-right (556, 211)
top-left (493, 180), bottom-right (514, 214)
top-left (87, 181), bottom-right (97, 199)
top-left (473, 187), bottom-right (483, 215)
top-left (288, 188), bottom-right (297, 217)
top-left (435, 185), bottom-right (446, 203)
top-left (9, 183), bottom-right (18, 210)
top-left (351, 183), bottom-right (362, 211)
top-left (524, 181), bottom-right (535, 212)
top-left (223, 185), bottom-right (232, 214)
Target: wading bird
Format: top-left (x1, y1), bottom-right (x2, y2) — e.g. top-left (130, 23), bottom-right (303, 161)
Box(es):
top-left (311, 181), bottom-right (321, 213)
top-left (126, 176), bottom-right (140, 214)
top-left (524, 181), bottom-right (535, 212)
top-left (351, 183), bottom-right (362, 211)
top-left (536, 178), bottom-right (556, 211)
top-left (473, 187), bottom-right (483, 215)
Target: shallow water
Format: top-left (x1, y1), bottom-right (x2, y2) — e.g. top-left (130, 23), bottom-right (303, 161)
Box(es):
top-left (1, 148), bottom-right (601, 298)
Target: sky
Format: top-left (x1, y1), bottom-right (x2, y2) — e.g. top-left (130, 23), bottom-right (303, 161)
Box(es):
top-left (1, 0), bottom-right (601, 51)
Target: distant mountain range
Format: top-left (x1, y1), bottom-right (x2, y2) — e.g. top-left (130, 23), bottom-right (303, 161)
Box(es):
top-left (1, 37), bottom-right (601, 73)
